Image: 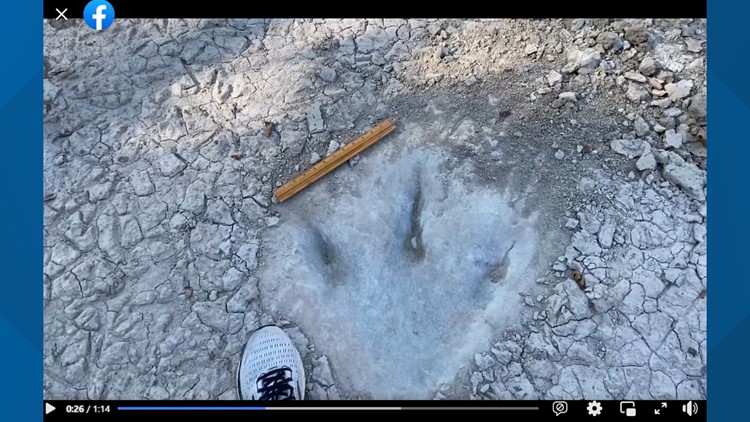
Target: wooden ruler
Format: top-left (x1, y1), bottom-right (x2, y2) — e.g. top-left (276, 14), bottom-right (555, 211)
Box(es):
top-left (273, 118), bottom-right (396, 203)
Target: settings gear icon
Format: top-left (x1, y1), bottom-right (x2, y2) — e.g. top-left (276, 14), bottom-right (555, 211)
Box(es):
top-left (587, 401), bottom-right (603, 416)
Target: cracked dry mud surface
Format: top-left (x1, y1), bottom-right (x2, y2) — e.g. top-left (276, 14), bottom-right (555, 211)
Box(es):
top-left (43, 18), bottom-right (707, 400)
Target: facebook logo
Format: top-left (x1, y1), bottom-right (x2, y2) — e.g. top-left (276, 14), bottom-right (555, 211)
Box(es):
top-left (83, 0), bottom-right (115, 31)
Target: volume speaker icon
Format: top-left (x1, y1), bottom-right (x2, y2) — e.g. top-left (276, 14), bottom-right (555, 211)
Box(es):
top-left (682, 401), bottom-right (699, 416)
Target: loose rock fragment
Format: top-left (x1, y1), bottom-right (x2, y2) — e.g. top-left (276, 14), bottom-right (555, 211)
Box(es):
top-left (688, 93), bottom-right (707, 121)
top-left (624, 71), bottom-right (647, 83)
top-left (558, 92), bottom-right (577, 102)
top-left (598, 219), bottom-right (616, 249)
top-left (547, 70), bottom-right (563, 86)
top-left (663, 162), bottom-right (706, 201)
top-left (326, 141), bottom-right (340, 157)
top-left (306, 104), bottom-right (325, 134)
top-left (664, 129), bottom-right (684, 149)
top-left (665, 79), bottom-right (694, 100)
top-left (639, 56), bottom-right (658, 76)
top-left (281, 130), bottom-right (306, 156)
top-left (319, 66), bottom-right (337, 83)
top-left (158, 153), bottom-right (186, 177)
top-left (624, 27), bottom-right (649, 45)
top-left (562, 48), bottom-right (601, 74)
top-left (611, 139), bottom-right (646, 159)
top-left (596, 31), bottom-right (623, 51)
top-left (636, 152), bottom-right (657, 171)
top-left (685, 38), bottom-right (705, 52)
top-left (634, 116), bottom-right (650, 137)
top-left (626, 83), bottom-right (650, 102)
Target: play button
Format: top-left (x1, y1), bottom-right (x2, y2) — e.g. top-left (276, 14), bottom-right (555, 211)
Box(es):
top-left (45, 403), bottom-right (55, 415)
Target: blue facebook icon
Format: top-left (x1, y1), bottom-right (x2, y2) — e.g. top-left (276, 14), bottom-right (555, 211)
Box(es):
top-left (83, 0), bottom-right (115, 31)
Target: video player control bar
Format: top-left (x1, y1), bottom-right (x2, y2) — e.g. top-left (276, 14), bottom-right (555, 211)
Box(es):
top-left (44, 400), bottom-right (705, 420)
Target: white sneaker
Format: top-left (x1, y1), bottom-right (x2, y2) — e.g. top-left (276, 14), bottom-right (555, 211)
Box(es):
top-left (236, 325), bottom-right (306, 400)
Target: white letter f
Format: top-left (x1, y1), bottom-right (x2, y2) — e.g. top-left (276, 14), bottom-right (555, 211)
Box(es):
top-left (92, 5), bottom-right (107, 30)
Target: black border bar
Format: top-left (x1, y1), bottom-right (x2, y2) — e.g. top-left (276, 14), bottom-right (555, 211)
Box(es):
top-left (44, 1), bottom-right (705, 19)
top-left (44, 400), bottom-right (706, 420)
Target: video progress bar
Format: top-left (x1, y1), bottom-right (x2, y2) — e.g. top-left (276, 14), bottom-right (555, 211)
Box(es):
top-left (118, 406), bottom-right (540, 411)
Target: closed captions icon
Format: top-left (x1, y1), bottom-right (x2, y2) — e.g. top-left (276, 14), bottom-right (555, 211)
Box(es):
top-left (552, 401), bottom-right (568, 416)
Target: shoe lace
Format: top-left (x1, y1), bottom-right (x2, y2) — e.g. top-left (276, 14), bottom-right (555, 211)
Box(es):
top-left (257, 367), bottom-right (296, 400)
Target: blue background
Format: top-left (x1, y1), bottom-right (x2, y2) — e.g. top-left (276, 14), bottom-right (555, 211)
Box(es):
top-left (708, 1), bottom-right (749, 420)
top-left (0, 1), bottom-right (43, 421)
top-left (0, 2), bottom-right (745, 421)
